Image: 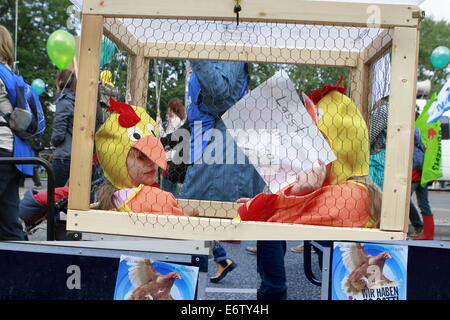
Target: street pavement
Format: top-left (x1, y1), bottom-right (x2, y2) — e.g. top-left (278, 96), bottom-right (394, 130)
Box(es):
top-left (205, 241), bottom-right (322, 300)
top-left (412, 190), bottom-right (450, 240)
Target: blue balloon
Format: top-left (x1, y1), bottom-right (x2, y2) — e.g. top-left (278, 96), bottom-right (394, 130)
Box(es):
top-left (31, 79), bottom-right (46, 95)
top-left (431, 46), bottom-right (450, 69)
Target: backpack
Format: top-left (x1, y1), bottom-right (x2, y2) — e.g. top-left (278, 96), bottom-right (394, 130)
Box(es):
top-left (0, 64), bottom-right (45, 145)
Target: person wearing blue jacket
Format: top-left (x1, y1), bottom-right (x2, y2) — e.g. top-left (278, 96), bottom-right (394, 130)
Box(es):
top-left (180, 61), bottom-right (286, 299)
top-left (0, 25), bottom-right (45, 240)
top-left (182, 61), bottom-right (266, 200)
top-left (180, 61), bottom-right (265, 283)
top-left (51, 69), bottom-right (77, 188)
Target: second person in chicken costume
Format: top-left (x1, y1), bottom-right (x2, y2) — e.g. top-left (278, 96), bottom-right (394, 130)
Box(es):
top-left (238, 78), bottom-right (382, 228)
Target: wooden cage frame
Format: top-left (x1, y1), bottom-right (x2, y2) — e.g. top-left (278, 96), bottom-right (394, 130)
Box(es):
top-left (67, 0), bottom-right (422, 240)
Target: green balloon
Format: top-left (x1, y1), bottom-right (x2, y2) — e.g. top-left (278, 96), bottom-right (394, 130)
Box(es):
top-left (46, 30), bottom-right (76, 70)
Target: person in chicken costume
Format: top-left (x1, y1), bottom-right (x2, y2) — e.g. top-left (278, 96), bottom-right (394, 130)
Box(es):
top-left (95, 98), bottom-right (196, 216)
top-left (237, 77), bottom-right (381, 228)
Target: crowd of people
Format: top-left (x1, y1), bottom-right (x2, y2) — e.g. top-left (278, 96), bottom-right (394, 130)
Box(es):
top-left (0, 21), bottom-right (440, 300)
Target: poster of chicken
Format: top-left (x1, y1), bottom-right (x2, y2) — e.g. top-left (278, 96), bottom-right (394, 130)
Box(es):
top-left (331, 242), bottom-right (408, 300)
top-left (114, 255), bottom-right (199, 300)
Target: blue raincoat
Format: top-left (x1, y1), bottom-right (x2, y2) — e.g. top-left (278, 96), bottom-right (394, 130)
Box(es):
top-left (0, 64), bottom-right (45, 176)
top-left (181, 61), bottom-right (265, 202)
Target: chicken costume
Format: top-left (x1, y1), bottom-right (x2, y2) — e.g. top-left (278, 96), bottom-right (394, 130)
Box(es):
top-left (238, 78), bottom-right (378, 228)
top-left (95, 98), bottom-right (183, 216)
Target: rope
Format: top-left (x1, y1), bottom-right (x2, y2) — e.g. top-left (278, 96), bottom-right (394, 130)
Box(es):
top-left (234, 0), bottom-right (242, 25)
top-left (14, 0), bottom-right (18, 66)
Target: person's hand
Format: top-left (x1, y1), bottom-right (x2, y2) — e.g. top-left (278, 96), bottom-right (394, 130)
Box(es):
top-left (288, 160), bottom-right (327, 196)
top-left (156, 116), bottom-right (163, 129)
top-left (182, 204), bottom-right (200, 217)
top-left (236, 198), bottom-right (251, 204)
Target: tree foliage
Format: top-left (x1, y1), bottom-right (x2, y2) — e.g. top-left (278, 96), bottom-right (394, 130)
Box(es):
top-left (418, 17), bottom-right (450, 94)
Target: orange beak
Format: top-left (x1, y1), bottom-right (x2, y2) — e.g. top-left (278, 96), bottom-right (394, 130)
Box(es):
top-left (132, 135), bottom-right (167, 171)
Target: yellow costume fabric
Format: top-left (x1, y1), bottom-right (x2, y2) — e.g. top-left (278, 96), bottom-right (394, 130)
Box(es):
top-left (316, 90), bottom-right (369, 184)
top-left (96, 105), bottom-right (162, 189)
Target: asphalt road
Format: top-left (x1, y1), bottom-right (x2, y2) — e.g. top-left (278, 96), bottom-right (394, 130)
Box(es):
top-left (205, 241), bottom-right (322, 300)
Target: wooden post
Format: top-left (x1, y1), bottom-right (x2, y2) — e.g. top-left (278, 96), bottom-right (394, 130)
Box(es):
top-left (126, 52), bottom-right (150, 108)
top-left (68, 15), bottom-right (103, 211)
top-left (380, 27), bottom-right (420, 232)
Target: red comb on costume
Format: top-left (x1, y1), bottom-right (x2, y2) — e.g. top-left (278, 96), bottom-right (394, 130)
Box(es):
top-left (107, 97), bottom-right (141, 128)
top-left (308, 75), bottom-right (347, 105)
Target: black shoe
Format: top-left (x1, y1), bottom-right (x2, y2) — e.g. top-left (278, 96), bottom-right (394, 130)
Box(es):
top-left (210, 259), bottom-right (237, 283)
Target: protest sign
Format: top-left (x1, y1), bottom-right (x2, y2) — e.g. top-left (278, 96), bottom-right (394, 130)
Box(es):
top-left (114, 255), bottom-right (199, 300)
top-left (222, 70), bottom-right (336, 193)
top-left (332, 242), bottom-right (408, 300)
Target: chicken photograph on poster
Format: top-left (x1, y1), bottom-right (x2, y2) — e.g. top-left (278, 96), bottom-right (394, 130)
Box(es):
top-left (114, 255), bottom-right (199, 300)
top-left (331, 242), bottom-right (408, 300)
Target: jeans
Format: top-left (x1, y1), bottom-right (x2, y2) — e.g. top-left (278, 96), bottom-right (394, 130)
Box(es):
top-left (161, 177), bottom-right (179, 198)
top-left (0, 149), bottom-right (25, 240)
top-left (212, 241), bottom-right (228, 263)
top-left (409, 182), bottom-right (433, 230)
top-left (32, 166), bottom-right (41, 186)
top-left (51, 158), bottom-right (71, 188)
top-left (257, 241), bottom-right (287, 300)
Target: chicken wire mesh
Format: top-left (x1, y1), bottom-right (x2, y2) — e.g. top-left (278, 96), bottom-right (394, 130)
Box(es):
top-left (86, 17), bottom-right (395, 234)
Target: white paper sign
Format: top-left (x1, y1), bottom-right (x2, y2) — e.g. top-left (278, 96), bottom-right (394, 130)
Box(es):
top-left (222, 70), bottom-right (336, 193)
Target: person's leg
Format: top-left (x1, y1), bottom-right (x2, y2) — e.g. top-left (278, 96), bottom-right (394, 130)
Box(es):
top-left (415, 184), bottom-right (433, 216)
top-left (0, 151), bottom-right (25, 240)
top-left (257, 240), bottom-right (287, 300)
top-left (32, 165), bottom-right (42, 187)
top-left (409, 182), bottom-right (423, 233)
top-left (212, 241), bottom-right (227, 262)
top-left (161, 177), bottom-right (179, 197)
top-left (210, 241), bottom-right (237, 283)
top-left (51, 159), bottom-right (71, 187)
top-left (413, 184), bottom-right (434, 240)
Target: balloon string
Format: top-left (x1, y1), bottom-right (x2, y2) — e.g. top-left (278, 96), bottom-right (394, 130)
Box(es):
top-left (14, 0), bottom-right (18, 63)
top-left (12, 0), bottom-right (19, 73)
top-left (59, 70), bottom-right (75, 94)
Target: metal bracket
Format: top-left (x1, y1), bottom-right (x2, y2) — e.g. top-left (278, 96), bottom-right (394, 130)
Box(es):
top-left (412, 10), bottom-right (425, 20)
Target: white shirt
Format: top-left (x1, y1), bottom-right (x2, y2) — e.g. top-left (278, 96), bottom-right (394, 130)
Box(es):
top-left (160, 115), bottom-right (184, 162)
top-left (0, 75), bottom-right (14, 152)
